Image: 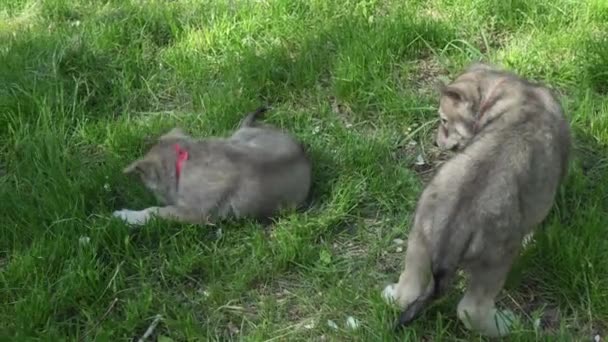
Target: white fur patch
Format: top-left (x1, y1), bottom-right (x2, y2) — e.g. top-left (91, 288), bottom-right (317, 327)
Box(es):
top-left (112, 209), bottom-right (152, 225)
top-left (382, 284), bottom-right (397, 303)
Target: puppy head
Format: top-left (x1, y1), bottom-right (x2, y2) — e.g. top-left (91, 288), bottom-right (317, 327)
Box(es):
top-left (122, 127), bottom-right (190, 202)
top-left (123, 152), bottom-right (163, 192)
top-left (435, 82), bottom-right (477, 151)
top-left (435, 64), bottom-right (501, 151)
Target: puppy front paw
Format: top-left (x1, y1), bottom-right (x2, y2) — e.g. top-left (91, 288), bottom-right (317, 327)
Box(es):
top-left (112, 209), bottom-right (152, 225)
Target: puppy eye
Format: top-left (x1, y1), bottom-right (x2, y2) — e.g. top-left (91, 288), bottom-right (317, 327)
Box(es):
top-left (440, 118), bottom-right (448, 125)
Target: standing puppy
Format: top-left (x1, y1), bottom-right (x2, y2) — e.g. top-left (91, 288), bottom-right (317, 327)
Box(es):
top-left (383, 63), bottom-right (571, 337)
top-left (113, 107), bottom-right (312, 225)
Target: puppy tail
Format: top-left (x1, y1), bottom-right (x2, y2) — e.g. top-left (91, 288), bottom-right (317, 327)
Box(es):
top-left (239, 106), bottom-right (269, 128)
top-left (394, 279), bottom-right (436, 330)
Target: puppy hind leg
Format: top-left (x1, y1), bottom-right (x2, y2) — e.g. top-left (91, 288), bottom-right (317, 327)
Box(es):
top-left (457, 258), bottom-right (517, 337)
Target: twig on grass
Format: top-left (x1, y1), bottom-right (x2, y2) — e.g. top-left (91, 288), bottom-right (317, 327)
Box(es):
top-left (137, 314), bottom-right (163, 342)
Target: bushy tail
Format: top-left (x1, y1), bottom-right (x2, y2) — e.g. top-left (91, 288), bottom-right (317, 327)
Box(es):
top-left (239, 106), bottom-right (269, 128)
top-left (430, 229), bottom-right (472, 296)
top-left (394, 280), bottom-right (436, 328)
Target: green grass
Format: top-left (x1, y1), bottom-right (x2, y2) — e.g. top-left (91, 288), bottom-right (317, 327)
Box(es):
top-left (1, 0), bottom-right (607, 340)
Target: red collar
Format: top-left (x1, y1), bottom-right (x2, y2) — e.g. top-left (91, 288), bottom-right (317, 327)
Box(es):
top-left (173, 143), bottom-right (189, 185)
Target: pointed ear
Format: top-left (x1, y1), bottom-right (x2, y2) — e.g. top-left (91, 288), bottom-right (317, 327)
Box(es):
top-left (122, 158), bottom-right (153, 175)
top-left (123, 158), bottom-right (159, 184)
top-left (441, 85), bottom-right (466, 103)
top-left (123, 158), bottom-right (143, 174)
top-left (160, 127), bottom-right (188, 140)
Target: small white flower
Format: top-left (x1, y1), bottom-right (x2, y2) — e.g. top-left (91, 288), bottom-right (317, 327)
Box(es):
top-left (326, 320), bottom-right (338, 330)
top-left (345, 316), bottom-right (360, 330)
top-left (79, 236), bottom-right (90, 246)
top-left (522, 232), bottom-right (534, 248)
top-left (396, 246), bottom-right (403, 253)
top-left (533, 317), bottom-right (541, 330)
top-left (304, 320), bottom-right (315, 329)
top-left (415, 154), bottom-right (426, 166)
top-left (393, 238), bottom-right (404, 245)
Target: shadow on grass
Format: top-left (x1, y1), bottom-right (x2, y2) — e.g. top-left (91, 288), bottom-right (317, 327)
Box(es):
top-left (580, 36), bottom-right (608, 95)
top-left (1, 2), bottom-right (458, 128)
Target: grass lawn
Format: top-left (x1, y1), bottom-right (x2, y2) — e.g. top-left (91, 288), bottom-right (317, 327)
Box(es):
top-left (1, 0), bottom-right (607, 340)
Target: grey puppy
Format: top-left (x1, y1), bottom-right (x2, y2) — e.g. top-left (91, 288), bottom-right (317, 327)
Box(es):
top-left (113, 107), bottom-right (312, 225)
top-left (382, 63), bottom-right (571, 337)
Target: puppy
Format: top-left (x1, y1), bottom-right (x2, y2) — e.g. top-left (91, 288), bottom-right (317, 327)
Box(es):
top-left (113, 107), bottom-right (312, 225)
top-left (383, 63), bottom-right (571, 337)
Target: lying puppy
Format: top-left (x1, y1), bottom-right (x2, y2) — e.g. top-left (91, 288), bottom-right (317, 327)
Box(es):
top-left (113, 107), bottom-right (312, 225)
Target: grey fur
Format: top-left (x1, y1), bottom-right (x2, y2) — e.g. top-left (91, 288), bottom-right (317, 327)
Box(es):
top-left (384, 63), bottom-right (571, 337)
top-left (113, 107), bottom-right (312, 225)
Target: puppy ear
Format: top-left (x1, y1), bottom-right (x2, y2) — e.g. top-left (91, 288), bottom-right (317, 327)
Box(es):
top-left (123, 158), bottom-right (160, 185)
top-left (160, 127), bottom-right (188, 140)
top-left (123, 159), bottom-right (143, 174)
top-left (441, 85), bottom-right (466, 103)
top-left (122, 158), bottom-right (155, 176)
